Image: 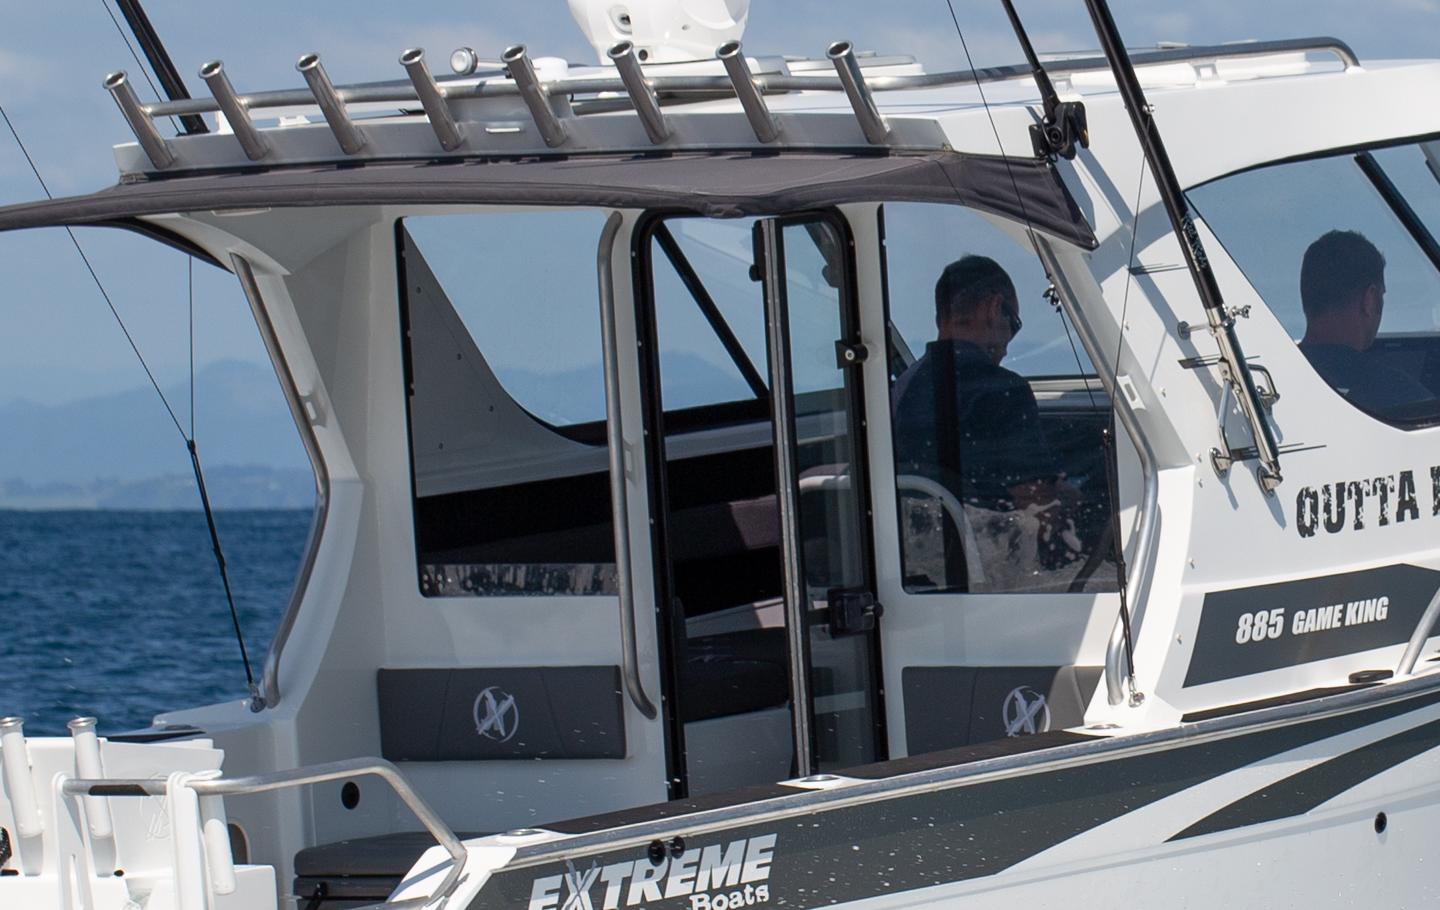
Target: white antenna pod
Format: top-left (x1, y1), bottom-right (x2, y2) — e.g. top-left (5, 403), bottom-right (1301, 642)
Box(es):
top-left (567, 0), bottom-right (751, 64)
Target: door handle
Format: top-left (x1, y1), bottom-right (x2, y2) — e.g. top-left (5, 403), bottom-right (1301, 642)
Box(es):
top-left (826, 588), bottom-right (883, 636)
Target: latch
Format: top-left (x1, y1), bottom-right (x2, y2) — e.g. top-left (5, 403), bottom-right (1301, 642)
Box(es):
top-left (834, 340), bottom-right (869, 369)
top-left (826, 588), bottom-right (883, 636)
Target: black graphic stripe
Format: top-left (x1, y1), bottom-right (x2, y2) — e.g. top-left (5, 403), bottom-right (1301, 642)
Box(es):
top-left (468, 687), bottom-right (1440, 910)
top-left (1171, 715), bottom-right (1440, 841)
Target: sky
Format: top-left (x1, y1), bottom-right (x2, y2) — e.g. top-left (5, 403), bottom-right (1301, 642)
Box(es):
top-left (0, 0), bottom-right (1438, 423)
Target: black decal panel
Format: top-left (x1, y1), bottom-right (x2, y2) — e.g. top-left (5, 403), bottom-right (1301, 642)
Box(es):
top-left (1183, 565), bottom-right (1440, 687)
top-left (467, 688), bottom-right (1440, 910)
top-left (377, 666), bottom-right (625, 760)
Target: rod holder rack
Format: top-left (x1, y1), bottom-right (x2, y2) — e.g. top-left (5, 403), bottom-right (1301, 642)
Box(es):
top-left (503, 45), bottom-right (568, 148)
top-left (102, 37), bottom-right (1360, 170)
top-left (104, 71), bottom-right (175, 169)
top-left (199, 61), bottom-right (269, 161)
top-left (296, 53), bottom-right (366, 155)
top-left (400, 48), bottom-right (464, 151)
top-left (717, 40), bottom-right (778, 143)
top-left (608, 41), bottom-right (670, 144)
top-left (828, 41), bottom-right (890, 144)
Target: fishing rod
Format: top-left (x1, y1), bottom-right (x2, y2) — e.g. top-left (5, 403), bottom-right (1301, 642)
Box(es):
top-left (1080, 0), bottom-right (1284, 492)
top-left (112, 0), bottom-right (208, 135)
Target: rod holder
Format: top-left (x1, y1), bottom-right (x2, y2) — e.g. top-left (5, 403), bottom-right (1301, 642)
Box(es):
top-left (67, 717), bottom-right (114, 842)
top-left (827, 41), bottom-right (890, 144)
top-left (400, 48), bottom-right (464, 151)
top-left (502, 45), bottom-right (567, 148)
top-left (717, 41), bottom-right (778, 143)
top-left (0, 717), bottom-right (43, 840)
top-left (103, 71), bottom-right (176, 170)
top-left (198, 61), bottom-right (270, 161)
top-left (608, 41), bottom-right (670, 144)
top-left (296, 53), bottom-right (366, 155)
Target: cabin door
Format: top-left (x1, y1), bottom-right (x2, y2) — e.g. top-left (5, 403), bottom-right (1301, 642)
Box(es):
top-left (637, 212), bottom-right (885, 799)
top-left (754, 213), bottom-right (886, 777)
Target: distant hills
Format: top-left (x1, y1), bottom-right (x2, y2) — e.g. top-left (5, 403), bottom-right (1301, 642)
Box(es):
top-left (0, 352), bottom-right (759, 509)
top-left (0, 360), bottom-right (311, 509)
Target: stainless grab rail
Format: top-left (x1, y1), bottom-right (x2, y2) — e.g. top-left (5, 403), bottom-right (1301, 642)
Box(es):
top-left (597, 212), bottom-right (658, 721)
top-left (63, 758), bottom-right (467, 908)
top-left (141, 37), bottom-right (1360, 119)
top-left (1036, 242), bottom-right (1161, 707)
top-left (232, 254), bottom-right (331, 711)
top-left (1398, 586), bottom-right (1440, 677)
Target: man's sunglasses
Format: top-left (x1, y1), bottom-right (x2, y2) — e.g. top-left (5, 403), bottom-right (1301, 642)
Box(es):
top-left (1003, 300), bottom-right (1023, 337)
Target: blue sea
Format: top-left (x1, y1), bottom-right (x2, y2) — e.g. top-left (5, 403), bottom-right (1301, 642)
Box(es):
top-left (0, 510), bottom-right (310, 736)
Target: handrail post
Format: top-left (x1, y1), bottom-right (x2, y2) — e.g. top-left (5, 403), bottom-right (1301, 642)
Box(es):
top-left (1398, 587), bottom-right (1440, 677)
top-left (597, 212), bottom-right (658, 720)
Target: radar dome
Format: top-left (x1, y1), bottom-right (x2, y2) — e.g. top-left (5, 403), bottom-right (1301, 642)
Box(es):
top-left (567, 0), bottom-right (751, 64)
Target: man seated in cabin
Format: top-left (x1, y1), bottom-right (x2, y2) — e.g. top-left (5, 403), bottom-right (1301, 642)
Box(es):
top-left (891, 255), bottom-right (1081, 587)
top-left (1298, 230), bottom-right (1434, 416)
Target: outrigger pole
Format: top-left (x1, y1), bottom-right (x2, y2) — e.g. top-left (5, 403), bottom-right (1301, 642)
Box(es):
top-left (997, 0), bottom-right (1088, 160)
top-left (112, 0), bottom-right (208, 135)
top-left (1080, 0), bottom-right (1284, 491)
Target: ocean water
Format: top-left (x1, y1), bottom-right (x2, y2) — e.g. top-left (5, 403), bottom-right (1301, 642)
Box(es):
top-left (0, 509), bottom-right (310, 736)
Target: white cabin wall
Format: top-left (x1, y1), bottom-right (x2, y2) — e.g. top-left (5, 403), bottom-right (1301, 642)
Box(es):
top-left (1040, 60), bottom-right (1440, 721)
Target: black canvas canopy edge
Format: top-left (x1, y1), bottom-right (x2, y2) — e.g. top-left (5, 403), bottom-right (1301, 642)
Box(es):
top-left (0, 151), bottom-right (1096, 250)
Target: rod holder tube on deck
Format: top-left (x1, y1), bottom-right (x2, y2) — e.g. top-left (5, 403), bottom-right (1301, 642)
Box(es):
top-left (503, 45), bottom-right (568, 147)
top-left (296, 53), bottom-right (366, 155)
top-left (103, 71), bottom-right (176, 169)
top-left (400, 48), bottom-right (464, 151)
top-left (0, 717), bottom-right (43, 840)
top-left (827, 41), bottom-right (889, 144)
top-left (66, 717), bottom-right (113, 841)
top-left (198, 61), bottom-right (269, 161)
top-left (717, 41), bottom-right (778, 143)
top-left (608, 41), bottom-right (670, 144)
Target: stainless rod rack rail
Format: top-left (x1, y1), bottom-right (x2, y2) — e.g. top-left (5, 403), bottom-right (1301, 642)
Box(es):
top-left (63, 757), bottom-right (468, 909)
top-left (107, 36), bottom-right (1359, 170)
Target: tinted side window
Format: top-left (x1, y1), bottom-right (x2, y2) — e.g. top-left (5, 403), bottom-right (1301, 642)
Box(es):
top-left (882, 203), bottom-right (1115, 595)
top-left (1191, 144), bottom-right (1440, 425)
top-left (399, 212), bottom-right (616, 597)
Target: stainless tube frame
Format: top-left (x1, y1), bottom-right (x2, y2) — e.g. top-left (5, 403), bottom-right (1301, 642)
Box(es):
top-left (198, 61), bottom-right (270, 161)
top-left (827, 41), bottom-right (889, 145)
top-left (597, 212), bottom-right (658, 720)
top-left (1398, 586), bottom-right (1440, 676)
top-left (104, 71), bottom-right (176, 169)
top-left (1036, 242), bottom-right (1161, 707)
top-left (608, 41), bottom-right (670, 145)
top-left (502, 45), bottom-right (568, 148)
top-left (717, 41), bottom-right (779, 143)
top-left (296, 53), bottom-right (366, 155)
top-left (143, 38), bottom-right (1361, 121)
top-left (63, 758), bottom-right (466, 910)
top-left (231, 254), bottom-right (330, 711)
top-left (400, 48), bottom-right (465, 151)
top-left (758, 218), bottom-right (815, 774)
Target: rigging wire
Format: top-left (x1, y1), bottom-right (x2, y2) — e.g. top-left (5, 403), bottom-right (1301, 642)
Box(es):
top-left (0, 98), bottom-right (257, 700)
top-left (941, 0), bottom-right (1141, 695)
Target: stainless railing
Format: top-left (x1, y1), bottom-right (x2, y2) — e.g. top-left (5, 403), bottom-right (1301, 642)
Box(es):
top-left (597, 212), bottom-right (658, 721)
top-left (1397, 586), bottom-right (1440, 677)
top-left (232, 254), bottom-right (331, 712)
top-left (63, 758), bottom-right (467, 909)
top-left (108, 37), bottom-right (1359, 169)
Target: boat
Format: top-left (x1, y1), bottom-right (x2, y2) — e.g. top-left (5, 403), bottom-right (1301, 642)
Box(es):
top-left (4, 0), bottom-right (1440, 907)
